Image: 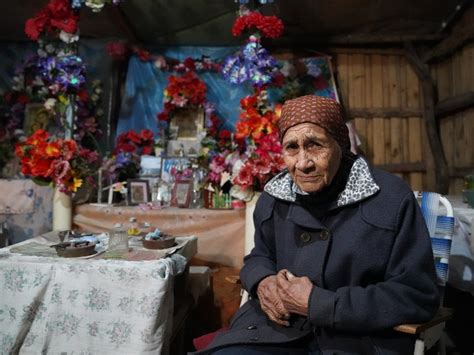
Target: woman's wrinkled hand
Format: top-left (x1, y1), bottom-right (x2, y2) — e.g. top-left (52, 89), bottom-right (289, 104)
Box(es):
top-left (276, 269), bottom-right (313, 316)
top-left (256, 275), bottom-right (290, 326)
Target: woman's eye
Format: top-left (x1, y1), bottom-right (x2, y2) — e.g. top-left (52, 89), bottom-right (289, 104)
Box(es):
top-left (284, 144), bottom-right (299, 154)
top-left (306, 141), bottom-right (321, 150)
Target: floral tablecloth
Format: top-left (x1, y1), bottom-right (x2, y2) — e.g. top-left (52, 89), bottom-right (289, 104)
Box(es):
top-left (0, 179), bottom-right (53, 244)
top-left (0, 233), bottom-right (197, 354)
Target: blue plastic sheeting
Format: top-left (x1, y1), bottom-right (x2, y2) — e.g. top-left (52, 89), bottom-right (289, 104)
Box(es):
top-left (116, 46), bottom-right (253, 137)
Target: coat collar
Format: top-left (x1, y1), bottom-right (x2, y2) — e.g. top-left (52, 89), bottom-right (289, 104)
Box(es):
top-left (264, 157), bottom-right (380, 207)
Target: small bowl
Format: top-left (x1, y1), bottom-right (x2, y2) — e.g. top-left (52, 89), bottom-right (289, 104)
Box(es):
top-left (142, 236), bottom-right (176, 250)
top-left (52, 242), bottom-right (96, 258)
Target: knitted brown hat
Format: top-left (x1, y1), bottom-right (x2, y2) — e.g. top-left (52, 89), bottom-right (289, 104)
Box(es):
top-left (278, 95), bottom-right (350, 150)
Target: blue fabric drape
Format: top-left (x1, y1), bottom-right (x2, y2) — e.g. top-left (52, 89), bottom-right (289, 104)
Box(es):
top-left (117, 46), bottom-right (253, 137)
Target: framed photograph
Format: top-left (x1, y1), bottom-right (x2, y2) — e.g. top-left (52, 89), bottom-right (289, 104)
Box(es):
top-left (171, 179), bottom-right (192, 208)
top-left (24, 103), bottom-right (53, 135)
top-left (161, 157), bottom-right (190, 183)
top-left (127, 179), bottom-right (150, 205)
top-left (169, 107), bottom-right (204, 140)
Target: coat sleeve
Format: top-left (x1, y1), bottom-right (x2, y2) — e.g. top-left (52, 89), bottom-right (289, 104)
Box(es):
top-left (307, 191), bottom-right (440, 332)
top-left (240, 193), bottom-right (277, 297)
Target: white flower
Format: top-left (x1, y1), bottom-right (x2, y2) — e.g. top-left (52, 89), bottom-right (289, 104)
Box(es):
top-left (37, 48), bottom-right (47, 58)
top-left (280, 61), bottom-right (296, 78)
top-left (230, 185), bottom-right (253, 201)
top-left (85, 0), bottom-right (105, 12)
top-left (45, 44), bottom-right (56, 54)
top-left (59, 30), bottom-right (80, 44)
top-left (44, 98), bottom-right (57, 110)
top-left (96, 109), bottom-right (104, 116)
top-left (32, 77), bottom-right (44, 86)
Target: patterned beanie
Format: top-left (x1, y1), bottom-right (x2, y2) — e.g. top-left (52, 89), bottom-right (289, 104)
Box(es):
top-left (278, 95), bottom-right (350, 150)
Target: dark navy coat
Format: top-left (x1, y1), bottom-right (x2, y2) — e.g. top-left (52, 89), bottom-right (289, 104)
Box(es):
top-left (199, 158), bottom-right (439, 354)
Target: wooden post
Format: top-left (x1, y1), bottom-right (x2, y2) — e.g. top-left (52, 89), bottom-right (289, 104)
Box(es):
top-left (404, 42), bottom-right (450, 194)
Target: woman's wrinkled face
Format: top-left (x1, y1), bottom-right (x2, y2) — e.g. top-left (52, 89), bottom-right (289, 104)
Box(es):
top-left (282, 123), bottom-right (342, 193)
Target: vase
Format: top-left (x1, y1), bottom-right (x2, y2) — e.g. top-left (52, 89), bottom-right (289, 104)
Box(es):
top-left (244, 191), bottom-right (261, 255)
top-left (53, 187), bottom-right (72, 231)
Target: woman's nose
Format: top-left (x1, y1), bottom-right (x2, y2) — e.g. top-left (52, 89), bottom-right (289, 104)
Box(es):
top-left (295, 150), bottom-right (315, 170)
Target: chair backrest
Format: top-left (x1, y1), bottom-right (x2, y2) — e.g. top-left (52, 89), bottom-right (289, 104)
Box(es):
top-left (415, 192), bottom-right (454, 295)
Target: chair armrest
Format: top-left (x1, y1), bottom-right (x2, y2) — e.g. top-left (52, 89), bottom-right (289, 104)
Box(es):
top-left (393, 307), bottom-right (454, 335)
top-left (225, 275), bottom-right (241, 284)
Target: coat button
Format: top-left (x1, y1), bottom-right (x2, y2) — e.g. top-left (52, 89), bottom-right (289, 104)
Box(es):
top-left (250, 337), bottom-right (259, 341)
top-left (319, 230), bottom-right (330, 241)
top-left (247, 325), bottom-right (257, 330)
top-left (300, 232), bottom-right (312, 243)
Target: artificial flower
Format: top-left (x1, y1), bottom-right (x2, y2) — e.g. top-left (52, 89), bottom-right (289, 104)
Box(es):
top-left (15, 129), bottom-right (101, 194)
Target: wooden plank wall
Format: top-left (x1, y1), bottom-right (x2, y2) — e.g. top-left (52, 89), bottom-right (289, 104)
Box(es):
top-left (431, 43), bottom-right (474, 194)
top-left (335, 51), bottom-right (427, 191)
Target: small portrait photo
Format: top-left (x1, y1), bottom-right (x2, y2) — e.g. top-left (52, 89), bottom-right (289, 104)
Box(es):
top-left (24, 103), bottom-right (53, 135)
top-left (127, 179), bottom-right (150, 205)
top-left (171, 179), bottom-right (192, 208)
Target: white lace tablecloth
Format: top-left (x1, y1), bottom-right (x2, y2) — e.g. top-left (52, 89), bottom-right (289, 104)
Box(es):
top-left (0, 234), bottom-right (197, 354)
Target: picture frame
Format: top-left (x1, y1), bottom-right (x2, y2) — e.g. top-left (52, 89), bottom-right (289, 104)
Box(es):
top-left (171, 179), bottom-right (192, 208)
top-left (127, 179), bottom-right (150, 205)
top-left (24, 103), bottom-right (53, 135)
top-left (169, 106), bottom-right (204, 140)
top-left (161, 157), bottom-right (190, 183)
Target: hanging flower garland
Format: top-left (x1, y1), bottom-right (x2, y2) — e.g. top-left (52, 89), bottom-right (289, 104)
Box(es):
top-left (105, 41), bottom-right (222, 73)
top-left (222, 7), bottom-right (284, 87)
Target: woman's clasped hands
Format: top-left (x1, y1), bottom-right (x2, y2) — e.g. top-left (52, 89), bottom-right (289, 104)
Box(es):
top-left (256, 269), bottom-right (314, 326)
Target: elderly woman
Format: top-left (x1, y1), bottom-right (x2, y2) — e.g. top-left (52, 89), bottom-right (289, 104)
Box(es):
top-left (199, 95), bottom-right (439, 354)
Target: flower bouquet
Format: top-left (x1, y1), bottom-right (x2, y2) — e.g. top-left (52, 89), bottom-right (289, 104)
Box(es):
top-left (230, 89), bottom-right (285, 200)
top-left (15, 129), bottom-right (101, 195)
top-left (157, 71), bottom-right (207, 123)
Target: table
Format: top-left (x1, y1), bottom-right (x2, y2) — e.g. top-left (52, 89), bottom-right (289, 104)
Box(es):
top-left (0, 231), bottom-right (197, 354)
top-left (446, 195), bottom-right (474, 296)
top-left (73, 204), bottom-right (245, 268)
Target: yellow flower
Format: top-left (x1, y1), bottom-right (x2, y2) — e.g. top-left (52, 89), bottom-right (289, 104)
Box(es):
top-left (72, 177), bottom-right (83, 192)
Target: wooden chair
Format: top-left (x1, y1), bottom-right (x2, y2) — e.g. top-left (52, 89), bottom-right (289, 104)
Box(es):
top-left (394, 191), bottom-right (455, 355)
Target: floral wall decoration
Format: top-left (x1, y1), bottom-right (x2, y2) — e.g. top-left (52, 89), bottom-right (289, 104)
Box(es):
top-left (222, 7), bottom-right (283, 87)
top-left (6, 0), bottom-right (122, 188)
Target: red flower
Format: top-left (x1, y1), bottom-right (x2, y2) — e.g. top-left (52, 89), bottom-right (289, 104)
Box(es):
top-left (114, 129), bottom-right (155, 156)
top-left (132, 46), bottom-right (151, 61)
top-left (24, 0), bottom-right (79, 40)
top-left (106, 42), bottom-right (129, 61)
top-left (140, 129), bottom-right (154, 141)
top-left (157, 112), bottom-right (169, 121)
top-left (158, 71), bottom-right (207, 123)
top-left (183, 57), bottom-right (196, 71)
top-left (232, 11), bottom-right (284, 39)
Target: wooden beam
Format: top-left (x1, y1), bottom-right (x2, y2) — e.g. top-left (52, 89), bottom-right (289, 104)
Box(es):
top-left (423, 15), bottom-right (474, 62)
top-left (374, 162), bottom-right (426, 173)
top-left (348, 108), bottom-right (423, 119)
top-left (404, 42), bottom-right (450, 194)
top-left (272, 33), bottom-right (447, 47)
top-left (325, 47), bottom-right (405, 56)
top-left (436, 91), bottom-right (474, 118)
top-left (449, 167), bottom-right (474, 178)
